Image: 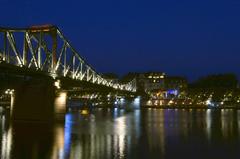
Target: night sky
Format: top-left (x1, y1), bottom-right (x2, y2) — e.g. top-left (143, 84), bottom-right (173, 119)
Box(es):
top-left (1, 0), bottom-right (240, 81)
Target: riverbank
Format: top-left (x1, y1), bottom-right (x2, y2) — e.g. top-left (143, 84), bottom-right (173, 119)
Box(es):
top-left (142, 104), bottom-right (240, 109)
top-left (92, 104), bottom-right (240, 109)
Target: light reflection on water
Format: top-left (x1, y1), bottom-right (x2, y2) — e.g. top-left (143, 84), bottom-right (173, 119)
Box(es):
top-left (0, 107), bottom-right (240, 158)
top-left (238, 110), bottom-right (240, 136)
top-left (221, 109), bottom-right (234, 139)
top-left (206, 109), bottom-right (212, 140)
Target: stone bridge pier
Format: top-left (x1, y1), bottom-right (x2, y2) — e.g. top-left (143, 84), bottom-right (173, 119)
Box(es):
top-left (11, 78), bottom-right (66, 123)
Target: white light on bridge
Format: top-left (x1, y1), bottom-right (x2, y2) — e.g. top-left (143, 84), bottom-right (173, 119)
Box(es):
top-left (5, 89), bottom-right (14, 95)
top-left (54, 80), bottom-right (61, 89)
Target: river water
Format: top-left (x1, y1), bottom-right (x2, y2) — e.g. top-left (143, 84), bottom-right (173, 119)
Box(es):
top-left (1, 107), bottom-right (240, 159)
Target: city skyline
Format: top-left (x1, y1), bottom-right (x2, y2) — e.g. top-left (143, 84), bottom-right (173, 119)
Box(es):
top-left (1, 0), bottom-right (240, 80)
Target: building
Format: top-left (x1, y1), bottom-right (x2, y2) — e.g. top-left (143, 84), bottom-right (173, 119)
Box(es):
top-left (136, 72), bottom-right (187, 99)
top-left (121, 72), bottom-right (188, 99)
top-left (165, 76), bottom-right (187, 91)
top-left (163, 76), bottom-right (188, 98)
top-left (138, 72), bottom-right (166, 92)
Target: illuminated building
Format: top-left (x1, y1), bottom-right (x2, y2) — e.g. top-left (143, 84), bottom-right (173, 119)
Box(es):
top-left (138, 72), bottom-right (166, 92)
top-left (137, 73), bottom-right (187, 99)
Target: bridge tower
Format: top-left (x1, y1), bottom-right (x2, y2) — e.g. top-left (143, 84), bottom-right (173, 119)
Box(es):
top-left (29, 25), bottom-right (58, 76)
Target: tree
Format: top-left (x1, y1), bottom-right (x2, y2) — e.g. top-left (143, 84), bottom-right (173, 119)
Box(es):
top-left (190, 73), bottom-right (238, 89)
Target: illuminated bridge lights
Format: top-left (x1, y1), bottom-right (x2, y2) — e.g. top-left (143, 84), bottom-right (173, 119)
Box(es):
top-left (5, 89), bottom-right (14, 95)
top-left (0, 25), bottom-right (136, 92)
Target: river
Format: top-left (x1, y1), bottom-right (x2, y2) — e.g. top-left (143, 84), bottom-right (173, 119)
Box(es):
top-left (0, 106), bottom-right (240, 159)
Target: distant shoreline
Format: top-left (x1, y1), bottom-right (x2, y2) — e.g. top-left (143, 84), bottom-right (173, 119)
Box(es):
top-left (141, 105), bottom-right (240, 109)
top-left (92, 104), bottom-right (240, 109)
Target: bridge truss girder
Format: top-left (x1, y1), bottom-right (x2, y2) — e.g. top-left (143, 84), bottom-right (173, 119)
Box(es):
top-left (0, 26), bottom-right (136, 92)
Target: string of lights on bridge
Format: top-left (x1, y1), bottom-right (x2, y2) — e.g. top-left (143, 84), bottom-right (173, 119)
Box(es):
top-left (0, 25), bottom-right (136, 92)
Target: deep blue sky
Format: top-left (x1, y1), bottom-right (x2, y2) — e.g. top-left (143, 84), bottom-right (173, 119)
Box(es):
top-left (1, 0), bottom-right (240, 81)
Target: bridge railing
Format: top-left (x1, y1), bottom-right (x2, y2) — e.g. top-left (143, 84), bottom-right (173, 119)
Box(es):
top-left (0, 25), bottom-right (136, 92)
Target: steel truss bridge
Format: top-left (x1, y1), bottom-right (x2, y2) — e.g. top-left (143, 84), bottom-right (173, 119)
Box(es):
top-left (0, 25), bottom-right (136, 92)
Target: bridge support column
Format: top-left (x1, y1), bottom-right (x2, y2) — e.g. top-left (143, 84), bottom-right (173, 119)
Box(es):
top-left (11, 78), bottom-right (56, 123)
